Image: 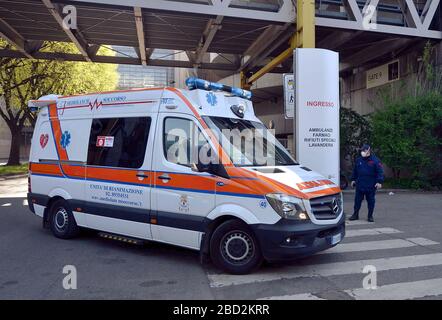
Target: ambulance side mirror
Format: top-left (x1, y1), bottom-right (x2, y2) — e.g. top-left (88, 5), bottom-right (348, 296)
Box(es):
top-left (190, 163), bottom-right (200, 172)
top-left (191, 162), bottom-right (230, 179)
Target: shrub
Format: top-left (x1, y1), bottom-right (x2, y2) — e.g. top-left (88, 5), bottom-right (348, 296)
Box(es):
top-left (371, 93), bottom-right (442, 189)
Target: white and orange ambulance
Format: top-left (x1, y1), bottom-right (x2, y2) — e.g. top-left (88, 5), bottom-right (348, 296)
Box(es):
top-left (27, 78), bottom-right (345, 274)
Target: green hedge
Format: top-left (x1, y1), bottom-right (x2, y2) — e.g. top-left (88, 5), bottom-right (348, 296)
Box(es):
top-left (371, 93), bottom-right (442, 189)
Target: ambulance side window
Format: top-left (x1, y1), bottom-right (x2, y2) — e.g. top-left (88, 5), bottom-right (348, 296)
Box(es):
top-left (87, 117), bottom-right (151, 168)
top-left (163, 117), bottom-right (209, 167)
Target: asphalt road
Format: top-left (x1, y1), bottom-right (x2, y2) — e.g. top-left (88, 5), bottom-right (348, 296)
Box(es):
top-left (1, 177), bottom-right (442, 299)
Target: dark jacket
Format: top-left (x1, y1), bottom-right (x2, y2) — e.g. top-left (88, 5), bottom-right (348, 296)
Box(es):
top-left (351, 154), bottom-right (384, 191)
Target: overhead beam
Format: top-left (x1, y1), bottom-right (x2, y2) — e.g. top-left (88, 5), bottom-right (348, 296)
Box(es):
top-left (240, 23), bottom-right (291, 72)
top-left (317, 30), bottom-right (362, 50)
top-left (134, 7), bottom-right (146, 66)
top-left (246, 47), bottom-right (293, 85)
top-left (242, 30), bottom-right (294, 73)
top-left (185, 51), bottom-right (196, 64)
top-left (342, 38), bottom-right (412, 70)
top-left (422, 0), bottom-right (440, 29)
top-left (37, 0), bottom-right (441, 41)
top-left (70, 0), bottom-right (294, 23)
top-left (245, 0), bottom-right (315, 86)
top-left (243, 25), bottom-right (282, 56)
top-left (146, 48), bottom-right (154, 60)
top-left (0, 49), bottom-right (247, 71)
top-left (41, 0), bottom-right (93, 62)
top-left (195, 16), bottom-right (223, 65)
top-left (343, 0), bottom-right (363, 22)
top-left (398, 0), bottom-right (422, 28)
top-left (316, 17), bottom-right (442, 38)
top-left (0, 18), bottom-right (40, 58)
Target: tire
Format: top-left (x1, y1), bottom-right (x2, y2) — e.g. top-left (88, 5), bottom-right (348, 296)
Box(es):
top-left (49, 199), bottom-right (80, 239)
top-left (210, 220), bottom-right (263, 274)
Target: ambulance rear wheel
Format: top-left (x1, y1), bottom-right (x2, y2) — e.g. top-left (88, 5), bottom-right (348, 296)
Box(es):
top-left (49, 199), bottom-right (80, 239)
top-left (210, 220), bottom-right (263, 274)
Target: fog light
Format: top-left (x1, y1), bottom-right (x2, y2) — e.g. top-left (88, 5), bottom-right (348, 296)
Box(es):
top-left (285, 237), bottom-right (291, 243)
top-left (299, 213), bottom-right (308, 220)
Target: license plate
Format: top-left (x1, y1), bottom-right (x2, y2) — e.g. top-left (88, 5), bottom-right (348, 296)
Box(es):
top-left (330, 233), bottom-right (342, 245)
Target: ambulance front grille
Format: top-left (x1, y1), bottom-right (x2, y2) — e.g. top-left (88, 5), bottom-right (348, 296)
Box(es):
top-left (309, 193), bottom-right (342, 220)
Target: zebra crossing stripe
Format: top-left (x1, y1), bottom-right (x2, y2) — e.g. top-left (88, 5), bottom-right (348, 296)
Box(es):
top-left (345, 220), bottom-right (372, 226)
top-left (317, 238), bottom-right (438, 255)
top-left (406, 237), bottom-right (439, 246)
top-left (208, 253), bottom-right (442, 288)
top-left (345, 227), bottom-right (402, 237)
top-left (345, 278), bottom-right (442, 300)
top-left (259, 293), bottom-right (324, 300)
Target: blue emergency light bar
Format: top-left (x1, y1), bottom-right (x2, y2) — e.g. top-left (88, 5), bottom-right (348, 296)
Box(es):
top-left (185, 77), bottom-right (252, 100)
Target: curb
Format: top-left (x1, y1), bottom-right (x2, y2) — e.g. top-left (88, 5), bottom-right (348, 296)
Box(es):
top-left (342, 189), bottom-right (442, 194)
top-left (0, 173), bottom-right (28, 181)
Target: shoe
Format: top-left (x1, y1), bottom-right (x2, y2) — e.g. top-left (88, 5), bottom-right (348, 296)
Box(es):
top-left (349, 214), bottom-right (359, 221)
top-left (367, 216), bottom-right (374, 222)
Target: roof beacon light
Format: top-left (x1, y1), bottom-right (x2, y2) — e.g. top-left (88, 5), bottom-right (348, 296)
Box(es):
top-left (28, 94), bottom-right (59, 112)
top-left (185, 77), bottom-right (252, 100)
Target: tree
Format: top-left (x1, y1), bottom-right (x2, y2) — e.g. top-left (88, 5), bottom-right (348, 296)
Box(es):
top-left (340, 107), bottom-right (372, 168)
top-left (0, 41), bottom-right (118, 165)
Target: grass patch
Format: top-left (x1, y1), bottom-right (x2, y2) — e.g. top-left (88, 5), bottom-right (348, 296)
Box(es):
top-left (0, 163), bottom-right (28, 177)
top-left (383, 178), bottom-right (442, 190)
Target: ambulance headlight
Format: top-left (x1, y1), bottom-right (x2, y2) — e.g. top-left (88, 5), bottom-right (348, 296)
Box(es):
top-left (265, 193), bottom-right (309, 220)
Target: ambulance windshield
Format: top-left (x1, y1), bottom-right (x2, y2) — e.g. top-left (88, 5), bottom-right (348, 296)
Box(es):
top-left (203, 116), bottom-right (297, 167)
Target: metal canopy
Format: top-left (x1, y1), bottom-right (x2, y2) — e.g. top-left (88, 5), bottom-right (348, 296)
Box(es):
top-left (0, 0), bottom-right (440, 76)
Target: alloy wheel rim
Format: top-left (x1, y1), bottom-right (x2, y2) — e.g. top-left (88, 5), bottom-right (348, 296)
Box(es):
top-left (54, 207), bottom-right (69, 231)
top-left (221, 231), bottom-right (254, 265)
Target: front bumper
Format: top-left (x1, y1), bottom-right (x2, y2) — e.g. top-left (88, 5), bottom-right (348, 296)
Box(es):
top-left (251, 213), bottom-right (346, 262)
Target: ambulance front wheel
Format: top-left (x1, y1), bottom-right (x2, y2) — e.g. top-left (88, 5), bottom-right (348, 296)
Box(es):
top-left (210, 220), bottom-right (263, 274)
top-left (49, 199), bottom-right (80, 239)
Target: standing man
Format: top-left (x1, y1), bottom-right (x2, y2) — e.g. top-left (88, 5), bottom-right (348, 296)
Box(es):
top-left (349, 144), bottom-right (384, 222)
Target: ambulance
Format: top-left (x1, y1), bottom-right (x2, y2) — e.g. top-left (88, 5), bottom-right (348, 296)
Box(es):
top-left (27, 78), bottom-right (345, 274)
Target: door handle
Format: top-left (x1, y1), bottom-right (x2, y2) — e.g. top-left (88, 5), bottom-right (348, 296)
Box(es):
top-left (136, 173), bottom-right (149, 178)
top-left (158, 173), bottom-right (171, 181)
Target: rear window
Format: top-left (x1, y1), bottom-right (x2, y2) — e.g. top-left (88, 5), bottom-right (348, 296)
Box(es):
top-left (87, 117), bottom-right (151, 168)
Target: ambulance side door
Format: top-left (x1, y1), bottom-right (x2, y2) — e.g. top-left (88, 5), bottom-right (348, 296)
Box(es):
top-left (84, 113), bottom-right (156, 240)
top-left (151, 113), bottom-right (217, 249)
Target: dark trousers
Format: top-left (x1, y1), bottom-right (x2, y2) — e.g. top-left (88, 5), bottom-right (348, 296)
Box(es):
top-left (353, 189), bottom-right (376, 218)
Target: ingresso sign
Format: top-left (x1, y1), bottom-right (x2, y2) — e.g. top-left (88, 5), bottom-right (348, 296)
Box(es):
top-left (295, 48), bottom-right (340, 185)
top-left (366, 60), bottom-right (400, 89)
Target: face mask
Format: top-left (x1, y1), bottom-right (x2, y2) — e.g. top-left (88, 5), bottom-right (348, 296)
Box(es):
top-left (361, 151), bottom-right (369, 157)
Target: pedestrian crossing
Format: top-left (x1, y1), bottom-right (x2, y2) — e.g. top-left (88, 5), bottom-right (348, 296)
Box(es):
top-left (345, 278), bottom-right (442, 300)
top-left (0, 199), bottom-right (28, 208)
top-left (317, 237), bottom-right (438, 255)
top-left (206, 219), bottom-right (442, 300)
top-left (345, 227), bottom-right (402, 237)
